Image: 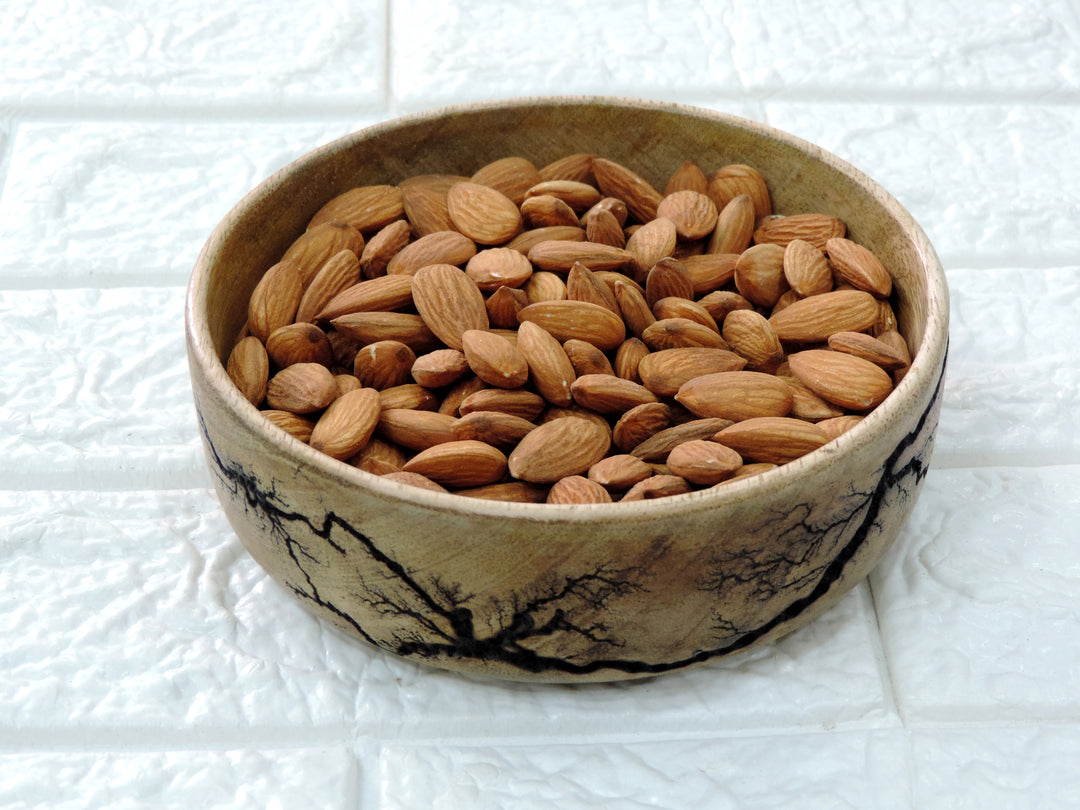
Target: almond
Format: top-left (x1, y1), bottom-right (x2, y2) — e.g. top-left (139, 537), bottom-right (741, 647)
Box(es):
top-left (787, 349), bottom-right (894, 411)
top-left (587, 454), bottom-right (654, 490)
top-left (352, 340), bottom-right (416, 390)
top-left (538, 153), bottom-right (596, 184)
top-left (266, 322), bottom-right (334, 369)
top-left (625, 217), bottom-right (678, 280)
top-left (485, 285), bottom-right (530, 328)
top-left (446, 181), bottom-right (523, 245)
top-left (721, 309), bottom-right (784, 372)
top-left (582, 197), bottom-right (629, 228)
top-left (227, 335), bottom-right (269, 407)
top-left (527, 240), bottom-right (632, 273)
top-left (377, 408), bottom-right (459, 451)
top-left (455, 481), bottom-right (549, 503)
top-left (385, 230), bottom-right (477, 276)
top-left (547, 475), bottom-right (613, 504)
top-left (508, 417), bottom-right (611, 483)
top-left (410, 263), bottom-right (489, 350)
top-left (707, 164), bottom-right (772, 220)
top-left (563, 338), bottom-right (615, 377)
top-left (471, 156), bottom-right (542, 205)
top-left (525, 180), bottom-right (602, 213)
top-left (644, 257), bottom-right (695, 306)
top-left (348, 436), bottom-right (407, 474)
top-left (651, 297), bottom-right (719, 333)
top-left (591, 157), bottom-right (664, 223)
top-left (281, 221), bottom-right (365, 287)
top-left (378, 383), bottom-right (440, 412)
top-left (783, 239), bottom-right (833, 297)
top-left (768, 289), bottom-right (880, 343)
top-left (657, 190), bottom-right (719, 240)
top-left (712, 416), bottom-right (830, 464)
top-left (262, 410), bottom-right (316, 443)
top-left (523, 271), bottom-right (567, 304)
top-left (584, 207), bottom-right (627, 248)
top-left (329, 311), bottom-right (440, 353)
top-left (698, 289), bottom-right (754, 322)
top-left (614, 279), bottom-right (657, 339)
top-left (452, 410), bottom-right (536, 448)
top-left (675, 370), bottom-right (793, 422)
top-left (566, 262), bottom-right (621, 314)
top-left (516, 300), bottom-right (626, 352)
top-left (465, 247), bottom-right (533, 291)
top-left (295, 248), bottom-right (362, 323)
top-left (781, 375), bottom-right (846, 421)
top-left (752, 213), bottom-right (846, 250)
top-left (664, 160), bottom-right (709, 195)
top-left (461, 329), bottom-right (529, 389)
top-left (438, 374), bottom-right (486, 416)
top-left (458, 387), bottom-right (547, 421)
top-left (514, 320), bottom-right (577, 407)
top-left (334, 374), bottom-right (363, 397)
top-left (308, 185), bottom-right (405, 233)
top-left (399, 174), bottom-right (467, 236)
top-left (817, 414), bottom-right (865, 441)
top-left (827, 330), bottom-right (909, 370)
top-left (411, 348), bottom-right (469, 388)
top-left (620, 474), bottom-right (691, 501)
top-left (309, 387), bottom-right (381, 460)
top-left (520, 195), bottom-right (580, 229)
top-left (265, 362), bottom-right (338, 414)
top-left (734, 243), bottom-right (789, 307)
top-left (614, 337), bottom-right (650, 383)
top-left (680, 253), bottom-right (738, 295)
top-left (248, 260), bottom-right (303, 342)
top-left (381, 470), bottom-right (450, 493)
top-left (359, 220), bottom-right (413, 279)
top-left (315, 274), bottom-right (413, 321)
top-left (637, 347), bottom-right (747, 396)
top-left (825, 237), bottom-right (893, 297)
top-left (401, 439), bottom-right (508, 488)
top-left (629, 418), bottom-right (733, 461)
top-left (707, 195), bottom-right (755, 255)
top-left (666, 439), bottom-right (743, 485)
top-left (612, 402), bottom-right (672, 453)
top-left (641, 318), bottom-right (728, 351)
top-left (570, 374), bottom-right (658, 414)
top-left (505, 225), bottom-right (586, 254)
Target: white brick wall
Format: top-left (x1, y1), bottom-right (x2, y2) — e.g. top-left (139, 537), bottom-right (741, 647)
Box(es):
top-left (1, 1), bottom-right (1078, 807)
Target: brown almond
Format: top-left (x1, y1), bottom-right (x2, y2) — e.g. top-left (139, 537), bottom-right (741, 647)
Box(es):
top-left (523, 271), bottom-right (567, 304)
top-left (538, 153), bottom-right (596, 184)
top-left (570, 374), bottom-right (658, 414)
top-left (721, 309), bottom-right (784, 373)
top-left (664, 160), bottom-right (710, 195)
top-left (873, 299), bottom-right (900, 337)
top-left (411, 348), bottom-right (469, 388)
top-left (378, 383), bottom-right (440, 412)
top-left (641, 318), bottom-right (728, 350)
top-left (517, 300), bottom-right (627, 352)
top-left (614, 337), bottom-right (650, 383)
top-left (486, 285), bottom-right (530, 329)
top-left (787, 349), bottom-right (894, 411)
top-left (712, 416), bottom-right (830, 464)
top-left (644, 257), bottom-right (695, 306)
top-left (282, 221), bottom-right (365, 287)
top-left (385, 230), bottom-right (477, 276)
top-left (817, 414), bottom-right (865, 441)
top-left (768, 289), bottom-right (880, 343)
top-left (381, 470), bottom-right (450, 493)
top-left (680, 253), bottom-right (739, 295)
top-left (514, 320), bottom-right (577, 407)
top-left (309, 387), bottom-right (382, 460)
top-left (352, 340), bottom-right (416, 390)
top-left (377, 408), bottom-right (459, 451)
top-left (753, 213), bottom-right (846, 250)
top-left (614, 279), bottom-right (657, 339)
top-left (651, 298), bottom-right (719, 333)
top-left (265, 362), bottom-right (337, 414)
top-left (446, 182), bottom-right (523, 245)
top-left (315, 274), bottom-right (413, 321)
top-left (464, 247), bottom-right (533, 291)
top-left (359, 220), bottom-right (412, 280)
top-left (471, 156), bottom-right (542, 205)
top-left (587, 454), bottom-right (654, 490)
top-left (591, 157), bottom-right (664, 223)
top-left (266, 322), bottom-right (335, 369)
top-left (563, 338), bottom-right (615, 377)
top-left (675, 369), bottom-right (793, 421)
top-left (827, 330), bottom-right (909, 370)
top-left (707, 164), bottom-right (772, 220)
top-left (401, 440), bottom-right (508, 488)
top-left (334, 374), bottom-right (363, 397)
top-left (525, 180), bottom-right (602, 213)
top-left (410, 263), bottom-right (489, 350)
top-left (698, 289), bottom-right (754, 322)
top-left (461, 329), bottom-right (529, 389)
top-left (248, 260), bottom-right (303, 342)
top-left (720, 462), bottom-right (778, 483)
top-left (707, 194), bottom-right (755, 255)
top-left (398, 174), bottom-right (467, 236)
top-left (547, 475), bottom-right (613, 504)
top-left (347, 436), bottom-right (407, 474)
top-left (520, 195), bottom-right (580, 229)
top-left (582, 197), bottom-right (629, 228)
top-left (657, 190), bottom-right (719, 241)
top-left (508, 417), bottom-right (611, 483)
top-left (330, 311), bottom-right (440, 353)
top-left (783, 239), bottom-right (833, 297)
top-left (612, 402), bottom-right (672, 452)
top-left (227, 335), bottom-right (269, 407)
top-left (666, 439), bottom-right (743, 485)
top-left (566, 262), bottom-right (621, 314)
top-left (621, 475), bottom-right (691, 501)
top-left (459, 387), bottom-right (547, 421)
top-left (295, 248), bottom-right (362, 323)
top-left (455, 481), bottom-right (549, 503)
top-left (308, 185), bottom-right (404, 233)
top-left (262, 410), bottom-right (316, 443)
top-left (637, 347), bottom-right (747, 397)
top-left (452, 410), bottom-right (536, 448)
top-left (505, 225), bottom-right (586, 254)
top-left (734, 243), bottom-right (789, 307)
top-left (625, 217), bottom-right (678, 280)
top-left (438, 375), bottom-right (486, 416)
top-left (584, 207), bottom-right (627, 248)
top-left (527, 240), bottom-right (633, 273)
top-left (629, 418), bottom-right (733, 461)
top-left (825, 237), bottom-right (893, 297)
top-left (781, 375), bottom-right (846, 421)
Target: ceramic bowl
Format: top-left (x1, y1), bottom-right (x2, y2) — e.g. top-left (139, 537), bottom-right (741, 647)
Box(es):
top-left (185, 98), bottom-right (948, 683)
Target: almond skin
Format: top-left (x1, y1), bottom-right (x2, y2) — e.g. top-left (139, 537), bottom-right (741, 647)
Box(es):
top-left (591, 157), bottom-right (664, 223)
top-left (707, 164), bottom-right (772, 220)
top-left (752, 213), bottom-right (846, 250)
top-left (446, 181), bottom-right (523, 245)
top-left (527, 240), bottom-right (633, 273)
top-left (227, 335), bottom-right (269, 407)
top-left (452, 410), bottom-right (536, 448)
top-left (360, 220), bottom-right (413, 279)
top-left (612, 402), bottom-right (672, 453)
top-left (352, 340), bottom-right (416, 390)
top-left (734, 243), bottom-right (789, 308)
top-left (666, 439), bottom-right (743, 485)
top-left (783, 239), bottom-right (833, 297)
top-left (768, 289), bottom-right (881, 343)
top-left (563, 338), bottom-right (615, 377)
top-left (266, 322), bottom-right (334, 369)
top-left (825, 237), bottom-right (893, 297)
top-left (308, 185), bottom-right (404, 233)
top-left (265, 362), bottom-right (338, 414)
top-left (625, 217), bottom-right (678, 280)
top-left (376, 409), bottom-right (459, 451)
top-left (514, 320), bottom-right (578, 407)
top-left (570, 374), bottom-right (658, 415)
top-left (295, 248), bottom-right (361, 323)
top-left (248, 260), bottom-right (303, 342)
top-left (629, 418), bottom-right (733, 461)
top-left (330, 311), bottom-right (440, 354)
top-left (465, 247), bottom-right (534, 291)
top-left (461, 329), bottom-right (529, 389)
top-left (707, 195), bottom-right (755, 255)
top-left (458, 388), bottom-right (547, 421)
top-left (385, 231), bottom-right (477, 276)
top-left (471, 156), bottom-right (542, 205)
top-left (262, 410), bottom-right (316, 443)
top-left (712, 416), bottom-right (830, 465)
top-left (401, 440), bottom-right (508, 488)
top-left (281, 221), bottom-right (365, 287)
top-left (675, 371), bottom-right (794, 422)
top-left (315, 274), bottom-right (414, 321)
top-left (516, 300), bottom-right (627, 352)
top-left (720, 309), bottom-right (784, 373)
top-left (309, 387), bottom-right (382, 460)
top-left (508, 417), bottom-right (612, 483)
top-left (546, 475), bottom-right (613, 504)
top-left (621, 474), bottom-right (691, 501)
top-left (587, 453), bottom-right (654, 490)
top-left (657, 189), bottom-right (719, 240)
top-left (411, 348), bottom-right (469, 388)
top-left (398, 174), bottom-right (466, 236)
top-left (787, 349), bottom-right (894, 411)
top-left (410, 263), bottom-right (490, 351)
top-left (637, 347), bottom-right (747, 397)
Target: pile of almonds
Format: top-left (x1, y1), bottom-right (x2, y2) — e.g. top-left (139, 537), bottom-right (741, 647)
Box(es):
top-left (227, 153), bottom-right (911, 504)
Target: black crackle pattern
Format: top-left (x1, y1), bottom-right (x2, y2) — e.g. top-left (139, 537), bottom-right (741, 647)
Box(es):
top-left (197, 355), bottom-right (944, 677)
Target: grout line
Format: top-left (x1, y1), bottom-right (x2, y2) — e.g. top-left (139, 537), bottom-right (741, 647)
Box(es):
top-left (353, 737), bottom-right (384, 809)
top-left (864, 580), bottom-right (905, 729)
top-left (382, 0), bottom-right (395, 115)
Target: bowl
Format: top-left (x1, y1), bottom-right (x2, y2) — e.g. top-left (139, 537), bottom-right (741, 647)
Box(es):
top-left (185, 98), bottom-right (948, 683)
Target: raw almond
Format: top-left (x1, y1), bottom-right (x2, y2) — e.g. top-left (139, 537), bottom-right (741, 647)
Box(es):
top-left (584, 207), bottom-right (627, 248)
top-left (538, 153), bottom-right (596, 184)
top-left (266, 322), bottom-right (334, 369)
top-left (614, 337), bottom-right (650, 383)
top-left (681, 253), bottom-right (739, 295)
top-left (782, 375), bottom-right (846, 421)
top-left (516, 300), bottom-right (626, 352)
top-left (248, 260), bottom-right (303, 342)
top-left (547, 475), bottom-right (613, 504)
top-left (505, 225), bottom-right (586, 254)
top-left (570, 374), bottom-right (657, 414)
top-left (458, 387), bottom-right (547, 421)
top-left (315, 274), bottom-right (414, 321)
top-left (352, 340), bottom-right (416, 390)
top-left (826, 331), bottom-right (909, 370)
top-left (523, 271), bottom-right (567, 303)
top-left (698, 289), bottom-right (754, 322)
top-left (768, 289), bottom-right (880, 343)
top-left (641, 318), bottom-right (728, 350)
top-left (452, 410), bottom-right (536, 448)
top-left (410, 263), bottom-right (489, 350)
top-left (471, 156), bottom-right (542, 205)
top-left (566, 262), bottom-right (621, 314)
top-left (227, 335), bottom-right (269, 407)
top-left (707, 164), bottom-right (772, 220)
top-left (563, 338), bottom-right (615, 377)
top-left (508, 417), bottom-right (611, 483)
top-left (666, 439), bottom-right (743, 485)
top-left (330, 311), bottom-right (440, 353)
top-left (614, 279), bottom-right (657, 338)
top-left (675, 370), bottom-right (793, 422)
top-left (825, 237), bottom-right (893, 297)
top-left (591, 157), bottom-right (664, 223)
top-left (485, 285), bottom-right (530, 328)
top-left (734, 243), bottom-right (789, 308)
top-left (378, 383), bottom-right (440, 412)
top-left (752, 213), bottom-right (846, 250)
top-left (262, 410), bottom-right (316, 443)
top-left (334, 374), bottom-right (363, 397)
top-left (664, 160), bottom-right (710, 195)
top-left (382, 470), bottom-right (449, 493)
top-left (712, 416), bottom-right (830, 464)
top-left (514, 320), bottom-right (577, 406)
top-left (465, 247), bottom-right (533, 291)
top-left (398, 174), bottom-right (466, 236)
top-left (657, 190), bottom-right (718, 240)
top-left (637, 347), bottom-right (747, 396)
top-left (525, 180), bottom-right (602, 213)
top-left (401, 440), bottom-right (508, 488)
top-left (281, 221), bottom-right (365, 287)
top-left (461, 329), bottom-right (529, 388)
top-left (520, 195), bottom-right (580, 229)
top-left (787, 349), bottom-right (894, 411)
top-left (377, 408), bottom-right (459, 451)
top-left (651, 297), bottom-right (719, 333)
top-left (455, 481), bottom-right (549, 503)
top-left (720, 309), bottom-right (784, 373)
top-left (446, 181), bottom-right (523, 245)
top-left (629, 418), bottom-right (733, 461)
top-left (644, 257), bottom-right (695, 306)
top-left (385, 230), bottom-right (477, 275)
top-left (295, 248), bottom-right (361, 323)
top-left (265, 362), bottom-right (338, 414)
top-left (359, 220), bottom-right (413, 279)
top-left (783, 239), bottom-right (833, 297)
top-left (587, 454), bottom-right (654, 491)
top-left (707, 195), bottom-right (755, 255)
top-left (309, 387), bottom-right (382, 460)
top-left (817, 414), bottom-right (865, 441)
top-left (411, 348), bottom-right (469, 388)
top-left (348, 436), bottom-right (407, 474)
top-left (621, 474), bottom-right (691, 501)
top-left (527, 240), bottom-right (633, 273)
top-left (612, 402), bottom-right (672, 453)
top-left (582, 197), bottom-right (629, 228)
top-left (308, 185), bottom-right (405, 233)
top-left (626, 217), bottom-right (678, 280)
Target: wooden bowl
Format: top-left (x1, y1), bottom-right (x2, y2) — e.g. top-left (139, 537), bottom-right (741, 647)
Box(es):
top-left (185, 98), bottom-right (948, 682)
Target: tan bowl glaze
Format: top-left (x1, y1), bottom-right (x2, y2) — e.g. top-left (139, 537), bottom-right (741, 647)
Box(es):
top-left (186, 98), bottom-right (948, 683)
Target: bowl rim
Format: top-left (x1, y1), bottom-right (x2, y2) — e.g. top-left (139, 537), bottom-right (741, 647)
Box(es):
top-left (186, 95), bottom-right (949, 524)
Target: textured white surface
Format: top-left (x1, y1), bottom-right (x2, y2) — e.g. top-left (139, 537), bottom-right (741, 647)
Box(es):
top-left (2, 1), bottom-right (1078, 807)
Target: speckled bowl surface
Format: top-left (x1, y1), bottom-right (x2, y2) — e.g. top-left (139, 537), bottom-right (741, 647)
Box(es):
top-left (185, 98), bottom-right (948, 683)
